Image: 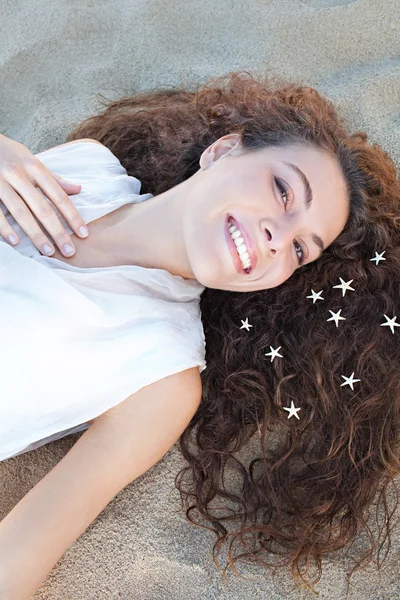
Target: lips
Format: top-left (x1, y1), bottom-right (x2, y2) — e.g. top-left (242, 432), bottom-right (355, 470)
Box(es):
top-left (226, 215), bottom-right (258, 272)
top-left (225, 225), bottom-right (248, 274)
top-left (225, 214), bottom-right (258, 275)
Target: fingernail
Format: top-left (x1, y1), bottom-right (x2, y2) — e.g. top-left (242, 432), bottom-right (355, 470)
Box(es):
top-left (8, 235), bottom-right (18, 245)
top-left (43, 244), bottom-right (55, 255)
top-left (79, 225), bottom-right (89, 237)
top-left (63, 244), bottom-right (75, 256)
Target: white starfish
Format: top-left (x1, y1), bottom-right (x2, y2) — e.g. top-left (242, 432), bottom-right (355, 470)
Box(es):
top-left (381, 314), bottom-right (400, 334)
top-left (327, 309), bottom-right (346, 327)
top-left (341, 372), bottom-right (361, 391)
top-left (370, 251), bottom-right (386, 265)
top-left (307, 289), bottom-right (324, 304)
top-left (265, 346), bottom-right (283, 362)
top-left (240, 318), bottom-right (253, 331)
top-left (283, 401), bottom-right (301, 420)
top-left (333, 277), bottom-right (355, 296)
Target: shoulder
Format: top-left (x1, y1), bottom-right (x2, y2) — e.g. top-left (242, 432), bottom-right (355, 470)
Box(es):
top-left (34, 136), bottom-right (150, 204)
top-left (46, 138), bottom-right (113, 159)
top-left (52, 138), bottom-right (105, 149)
top-left (36, 138), bottom-right (113, 162)
top-left (34, 137), bottom-right (129, 182)
top-left (80, 367), bottom-right (202, 485)
top-left (99, 366), bottom-right (202, 425)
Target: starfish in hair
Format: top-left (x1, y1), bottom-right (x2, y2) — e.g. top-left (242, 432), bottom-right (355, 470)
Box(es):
top-left (283, 400), bottom-right (301, 420)
top-left (333, 277), bottom-right (355, 297)
top-left (381, 314), bottom-right (400, 334)
top-left (341, 372), bottom-right (361, 390)
top-left (240, 318), bottom-right (253, 331)
top-left (265, 346), bottom-right (283, 362)
top-left (370, 251), bottom-right (386, 265)
top-left (327, 309), bottom-right (346, 327)
top-left (307, 289), bottom-right (324, 303)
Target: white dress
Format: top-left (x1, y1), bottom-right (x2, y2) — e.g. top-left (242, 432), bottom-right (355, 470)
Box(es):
top-left (0, 141), bottom-right (206, 461)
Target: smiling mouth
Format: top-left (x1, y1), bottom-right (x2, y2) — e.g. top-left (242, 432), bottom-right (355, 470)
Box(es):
top-left (225, 215), bottom-right (257, 275)
top-left (228, 218), bottom-right (251, 269)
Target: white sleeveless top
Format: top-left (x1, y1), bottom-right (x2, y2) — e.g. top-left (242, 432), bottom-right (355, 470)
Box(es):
top-left (0, 141), bottom-right (206, 461)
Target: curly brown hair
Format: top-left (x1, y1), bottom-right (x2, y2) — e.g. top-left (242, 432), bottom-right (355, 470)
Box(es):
top-left (67, 71), bottom-right (400, 591)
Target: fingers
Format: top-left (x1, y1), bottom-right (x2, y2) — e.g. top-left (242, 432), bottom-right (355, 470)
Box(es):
top-left (0, 197), bottom-right (21, 247)
top-left (2, 161), bottom-right (88, 257)
top-left (0, 179), bottom-right (58, 255)
top-left (52, 172), bottom-right (82, 195)
top-left (30, 162), bottom-right (89, 241)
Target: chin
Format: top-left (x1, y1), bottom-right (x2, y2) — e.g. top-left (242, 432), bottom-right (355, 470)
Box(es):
top-left (190, 262), bottom-right (220, 290)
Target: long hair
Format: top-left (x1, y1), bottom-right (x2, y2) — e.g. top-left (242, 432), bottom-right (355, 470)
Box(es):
top-left (67, 71), bottom-right (400, 590)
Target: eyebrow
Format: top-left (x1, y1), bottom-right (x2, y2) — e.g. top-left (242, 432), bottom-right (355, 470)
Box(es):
top-left (283, 161), bottom-right (313, 208)
top-left (282, 160), bottom-right (325, 256)
top-left (312, 233), bottom-right (324, 255)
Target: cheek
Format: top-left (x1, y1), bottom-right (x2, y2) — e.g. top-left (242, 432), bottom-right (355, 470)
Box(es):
top-left (256, 255), bottom-right (295, 290)
top-left (184, 219), bottom-right (225, 282)
top-left (316, 201), bottom-right (349, 247)
top-left (274, 265), bottom-right (295, 287)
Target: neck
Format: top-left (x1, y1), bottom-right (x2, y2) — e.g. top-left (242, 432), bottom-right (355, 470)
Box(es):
top-left (108, 179), bottom-right (195, 280)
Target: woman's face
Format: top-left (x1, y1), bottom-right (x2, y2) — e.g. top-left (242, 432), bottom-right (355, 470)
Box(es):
top-left (183, 134), bottom-right (350, 291)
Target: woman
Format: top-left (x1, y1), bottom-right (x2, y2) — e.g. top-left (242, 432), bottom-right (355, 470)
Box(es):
top-left (0, 72), bottom-right (399, 598)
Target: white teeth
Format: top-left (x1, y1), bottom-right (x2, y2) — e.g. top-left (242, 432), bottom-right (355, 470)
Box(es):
top-left (234, 236), bottom-right (244, 247)
top-left (228, 219), bottom-right (251, 270)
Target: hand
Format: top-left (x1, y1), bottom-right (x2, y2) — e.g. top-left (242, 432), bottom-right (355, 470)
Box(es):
top-left (0, 134), bottom-right (89, 257)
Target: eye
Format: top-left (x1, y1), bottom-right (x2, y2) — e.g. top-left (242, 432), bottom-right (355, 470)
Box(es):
top-left (294, 240), bottom-right (305, 266)
top-left (274, 176), bottom-right (306, 266)
top-left (275, 177), bottom-right (290, 206)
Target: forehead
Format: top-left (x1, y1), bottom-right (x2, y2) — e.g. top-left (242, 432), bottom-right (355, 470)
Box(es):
top-left (253, 143), bottom-right (348, 200)
top-left (253, 143), bottom-right (339, 174)
top-left (254, 143), bottom-right (350, 246)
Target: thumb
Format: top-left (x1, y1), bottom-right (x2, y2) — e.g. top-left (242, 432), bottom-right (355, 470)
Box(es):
top-left (52, 171), bottom-right (82, 194)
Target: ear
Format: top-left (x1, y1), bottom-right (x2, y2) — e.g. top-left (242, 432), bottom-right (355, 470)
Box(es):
top-left (199, 133), bottom-right (243, 170)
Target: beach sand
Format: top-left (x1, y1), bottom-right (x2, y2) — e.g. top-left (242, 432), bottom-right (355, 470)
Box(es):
top-left (1, 0), bottom-right (399, 598)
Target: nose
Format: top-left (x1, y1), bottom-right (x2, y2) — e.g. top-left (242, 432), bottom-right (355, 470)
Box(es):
top-left (264, 225), bottom-right (292, 257)
top-left (265, 229), bottom-right (276, 256)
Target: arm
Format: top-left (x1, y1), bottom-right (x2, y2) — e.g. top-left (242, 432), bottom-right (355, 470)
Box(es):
top-left (0, 367), bottom-right (202, 600)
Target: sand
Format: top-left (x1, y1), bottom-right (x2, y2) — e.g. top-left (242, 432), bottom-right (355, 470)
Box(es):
top-left (1, 0), bottom-right (399, 598)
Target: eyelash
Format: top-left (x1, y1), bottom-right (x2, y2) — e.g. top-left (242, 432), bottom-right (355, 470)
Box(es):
top-left (274, 177), bottom-right (305, 266)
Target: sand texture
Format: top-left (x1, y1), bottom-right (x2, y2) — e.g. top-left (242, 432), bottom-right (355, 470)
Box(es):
top-left (1, 0), bottom-right (399, 598)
